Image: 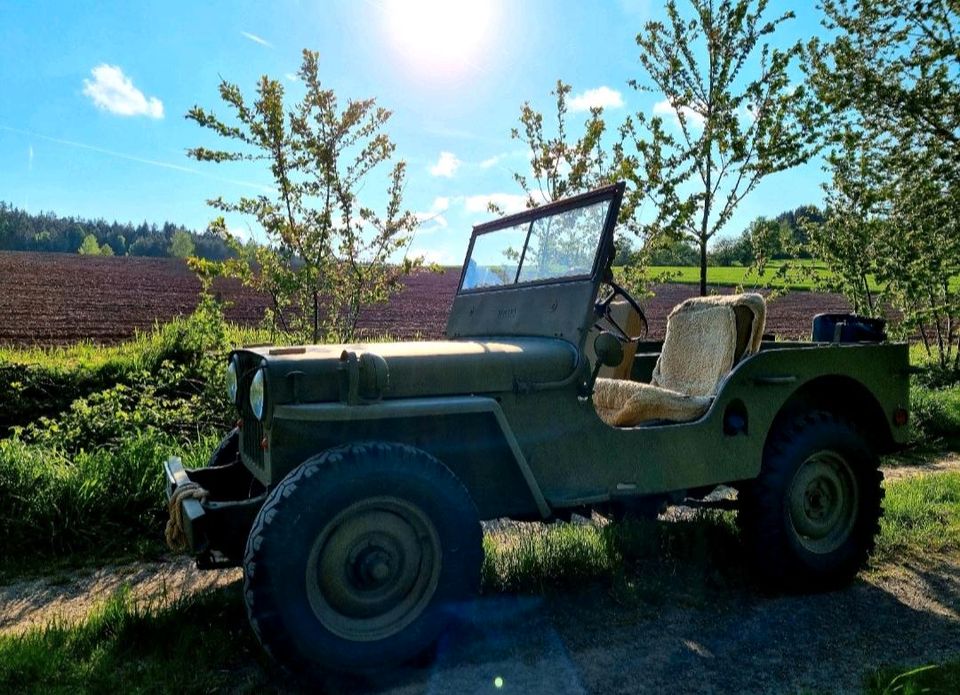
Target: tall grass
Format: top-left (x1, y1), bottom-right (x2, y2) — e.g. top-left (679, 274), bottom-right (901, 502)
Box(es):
top-left (865, 661), bottom-right (960, 695)
top-left (0, 431), bottom-right (216, 565)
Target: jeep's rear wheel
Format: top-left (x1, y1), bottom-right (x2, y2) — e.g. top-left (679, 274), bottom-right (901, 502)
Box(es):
top-left (738, 411), bottom-right (883, 591)
top-left (243, 442), bottom-right (483, 674)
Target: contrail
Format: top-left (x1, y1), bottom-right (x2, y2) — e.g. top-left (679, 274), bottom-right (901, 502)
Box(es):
top-left (0, 124), bottom-right (272, 192)
top-left (241, 31), bottom-right (273, 48)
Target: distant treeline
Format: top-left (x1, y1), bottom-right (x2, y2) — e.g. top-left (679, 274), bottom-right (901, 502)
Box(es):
top-left (0, 202), bottom-right (234, 260)
top-left (641, 205), bottom-right (826, 267)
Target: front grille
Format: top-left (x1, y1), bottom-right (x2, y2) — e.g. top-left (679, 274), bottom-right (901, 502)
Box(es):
top-left (235, 353), bottom-right (265, 469)
top-left (241, 414), bottom-right (264, 469)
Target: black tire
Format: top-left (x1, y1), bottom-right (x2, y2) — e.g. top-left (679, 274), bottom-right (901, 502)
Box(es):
top-left (602, 496), bottom-right (666, 523)
top-left (738, 411), bottom-right (883, 591)
top-left (243, 442), bottom-right (483, 675)
top-left (207, 427), bottom-right (239, 468)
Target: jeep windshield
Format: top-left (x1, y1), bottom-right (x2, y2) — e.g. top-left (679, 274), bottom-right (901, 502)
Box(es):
top-left (459, 195), bottom-right (614, 292)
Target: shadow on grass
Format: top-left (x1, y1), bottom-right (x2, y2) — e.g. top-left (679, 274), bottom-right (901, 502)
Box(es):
top-left (481, 511), bottom-right (748, 607)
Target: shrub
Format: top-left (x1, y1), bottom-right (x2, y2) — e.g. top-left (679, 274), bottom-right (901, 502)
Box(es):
top-left (909, 384), bottom-right (960, 445)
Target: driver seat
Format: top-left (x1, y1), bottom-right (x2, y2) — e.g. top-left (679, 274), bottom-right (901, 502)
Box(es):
top-left (593, 293), bottom-right (766, 426)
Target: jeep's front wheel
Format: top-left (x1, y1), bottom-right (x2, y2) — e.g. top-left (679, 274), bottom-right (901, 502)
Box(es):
top-left (738, 411), bottom-right (883, 591)
top-left (243, 442), bottom-right (483, 674)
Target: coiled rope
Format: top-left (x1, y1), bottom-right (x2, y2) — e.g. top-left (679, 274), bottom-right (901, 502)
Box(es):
top-left (165, 481), bottom-right (208, 551)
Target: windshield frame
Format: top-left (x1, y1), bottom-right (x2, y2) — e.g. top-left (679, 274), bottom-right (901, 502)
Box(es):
top-left (456, 183), bottom-right (624, 295)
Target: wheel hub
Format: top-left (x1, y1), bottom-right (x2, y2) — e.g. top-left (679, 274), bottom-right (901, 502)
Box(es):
top-left (788, 451), bottom-right (859, 554)
top-left (306, 497), bottom-right (441, 642)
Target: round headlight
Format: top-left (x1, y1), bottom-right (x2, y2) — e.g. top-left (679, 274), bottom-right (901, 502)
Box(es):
top-left (249, 368), bottom-right (266, 420)
top-left (226, 358), bottom-right (238, 404)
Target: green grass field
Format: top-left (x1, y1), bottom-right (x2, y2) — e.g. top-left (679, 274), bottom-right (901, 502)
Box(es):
top-left (643, 261), bottom-right (960, 294)
top-left (637, 259), bottom-right (847, 292)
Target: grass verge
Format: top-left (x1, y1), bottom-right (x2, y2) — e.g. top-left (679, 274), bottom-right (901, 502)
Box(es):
top-left (874, 471), bottom-right (960, 563)
top-left (481, 511), bottom-right (744, 602)
top-left (0, 583), bottom-right (274, 694)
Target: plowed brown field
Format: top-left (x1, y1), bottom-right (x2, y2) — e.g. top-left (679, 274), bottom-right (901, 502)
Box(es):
top-left (0, 251), bottom-right (850, 346)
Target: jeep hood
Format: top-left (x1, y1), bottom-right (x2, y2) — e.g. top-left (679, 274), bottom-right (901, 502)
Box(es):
top-left (236, 337), bottom-right (580, 404)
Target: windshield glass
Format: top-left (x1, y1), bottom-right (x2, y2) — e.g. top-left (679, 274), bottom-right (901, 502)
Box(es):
top-left (460, 199), bottom-right (611, 292)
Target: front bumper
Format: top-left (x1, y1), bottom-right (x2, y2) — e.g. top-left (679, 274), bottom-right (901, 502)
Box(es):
top-left (164, 455), bottom-right (267, 569)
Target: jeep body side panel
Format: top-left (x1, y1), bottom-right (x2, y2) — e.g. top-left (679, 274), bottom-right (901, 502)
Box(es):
top-left (496, 341), bottom-right (909, 509)
top-left (268, 398), bottom-right (549, 519)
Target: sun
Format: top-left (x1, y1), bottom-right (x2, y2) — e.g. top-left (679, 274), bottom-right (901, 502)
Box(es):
top-left (381, 0), bottom-right (499, 77)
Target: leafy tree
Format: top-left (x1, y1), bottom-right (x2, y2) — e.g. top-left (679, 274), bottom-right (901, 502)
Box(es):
top-left (510, 81), bottom-right (614, 207)
top-left (187, 49), bottom-right (420, 343)
top-left (807, 0), bottom-right (960, 367)
top-left (649, 239), bottom-right (699, 266)
top-left (506, 80), bottom-right (651, 291)
top-left (708, 233), bottom-right (753, 267)
top-left (803, 146), bottom-right (887, 317)
top-left (168, 229), bottom-right (196, 258)
top-left (77, 233), bottom-right (111, 256)
top-left (77, 233), bottom-right (98, 255)
top-left (621, 0), bottom-right (822, 295)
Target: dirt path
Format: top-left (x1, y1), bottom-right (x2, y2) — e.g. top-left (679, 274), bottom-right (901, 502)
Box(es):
top-left (882, 451), bottom-right (960, 481)
top-left (0, 556), bottom-right (240, 636)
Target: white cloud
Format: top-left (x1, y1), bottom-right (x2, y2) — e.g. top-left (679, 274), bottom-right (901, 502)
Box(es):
top-left (284, 72), bottom-right (298, 82)
top-left (82, 65), bottom-right (163, 119)
top-left (415, 196), bottom-right (451, 229)
top-left (569, 86), bottom-right (624, 112)
top-left (241, 31), bottom-right (273, 48)
top-left (27, 145), bottom-right (33, 172)
top-left (429, 151), bottom-right (461, 178)
top-left (653, 98), bottom-right (704, 129)
top-left (463, 193), bottom-right (528, 215)
top-left (480, 154), bottom-right (505, 169)
top-left (410, 247), bottom-right (454, 265)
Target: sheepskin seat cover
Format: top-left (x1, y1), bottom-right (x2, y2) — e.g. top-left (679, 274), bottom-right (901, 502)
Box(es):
top-left (594, 293), bottom-right (766, 426)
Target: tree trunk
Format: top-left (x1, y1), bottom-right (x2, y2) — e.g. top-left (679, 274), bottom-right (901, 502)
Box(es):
top-left (312, 291), bottom-right (319, 345)
top-left (699, 237), bottom-right (708, 296)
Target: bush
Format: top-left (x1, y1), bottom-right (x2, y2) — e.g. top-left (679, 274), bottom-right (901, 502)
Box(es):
top-left (0, 294), bottom-right (234, 566)
top-left (909, 384), bottom-right (960, 445)
top-left (0, 294), bottom-right (231, 436)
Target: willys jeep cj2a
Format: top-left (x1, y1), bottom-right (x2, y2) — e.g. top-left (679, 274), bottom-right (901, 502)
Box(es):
top-left (164, 182), bottom-right (911, 675)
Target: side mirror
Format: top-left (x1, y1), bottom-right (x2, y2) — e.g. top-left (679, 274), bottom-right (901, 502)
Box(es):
top-left (593, 331), bottom-right (624, 368)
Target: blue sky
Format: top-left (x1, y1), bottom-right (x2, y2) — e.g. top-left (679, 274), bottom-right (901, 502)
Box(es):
top-left (0, 0), bottom-right (827, 265)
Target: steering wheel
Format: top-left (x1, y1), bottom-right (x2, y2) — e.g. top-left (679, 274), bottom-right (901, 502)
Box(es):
top-left (594, 279), bottom-right (648, 343)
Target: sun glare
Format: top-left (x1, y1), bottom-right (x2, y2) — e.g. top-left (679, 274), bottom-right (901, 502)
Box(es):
top-left (381, 0), bottom-right (498, 77)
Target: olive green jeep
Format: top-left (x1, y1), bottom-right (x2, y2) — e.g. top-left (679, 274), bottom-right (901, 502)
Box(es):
top-left (164, 183), bottom-right (910, 674)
